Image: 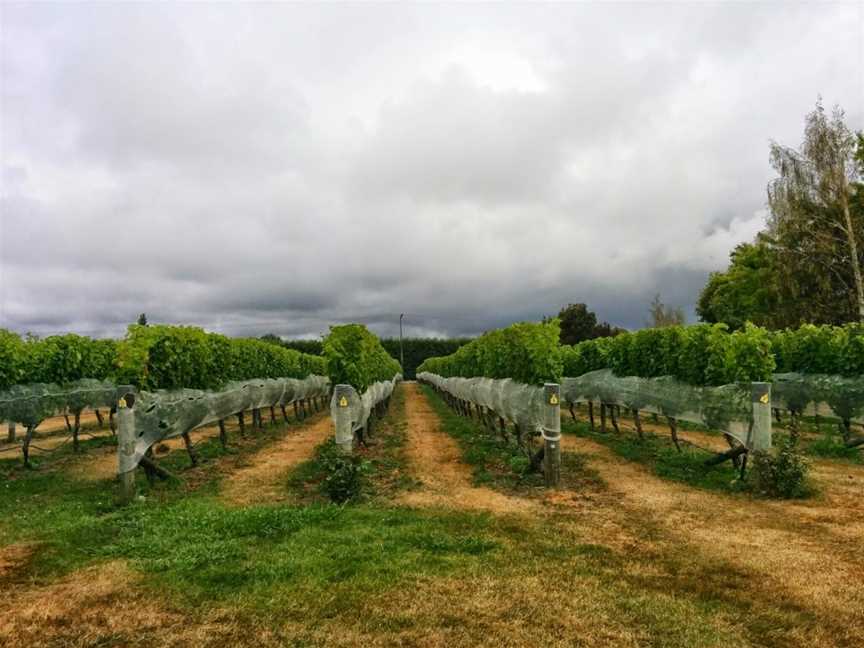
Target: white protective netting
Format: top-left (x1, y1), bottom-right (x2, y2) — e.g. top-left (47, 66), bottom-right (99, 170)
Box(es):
top-left (0, 379), bottom-right (123, 427)
top-left (120, 375), bottom-right (329, 473)
top-left (330, 375), bottom-right (401, 448)
top-left (772, 372), bottom-right (864, 424)
top-left (560, 369), bottom-right (769, 450)
top-left (417, 372), bottom-right (550, 436)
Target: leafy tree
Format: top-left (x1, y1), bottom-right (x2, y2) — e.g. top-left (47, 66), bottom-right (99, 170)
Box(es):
top-left (697, 237), bottom-right (784, 329)
top-left (647, 294), bottom-right (685, 328)
top-left (556, 303), bottom-right (624, 345)
top-left (136, 313), bottom-right (148, 326)
top-left (767, 100), bottom-right (864, 323)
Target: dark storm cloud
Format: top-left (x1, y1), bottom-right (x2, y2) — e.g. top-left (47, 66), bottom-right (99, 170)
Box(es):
top-left (1, 3), bottom-right (861, 339)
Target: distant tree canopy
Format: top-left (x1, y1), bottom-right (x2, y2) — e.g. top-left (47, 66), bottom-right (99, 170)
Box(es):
top-left (260, 334), bottom-right (472, 379)
top-left (647, 294), bottom-right (685, 328)
top-left (697, 237), bottom-right (783, 329)
top-left (698, 100), bottom-right (864, 330)
top-left (136, 313), bottom-right (148, 326)
top-left (555, 303), bottom-right (625, 345)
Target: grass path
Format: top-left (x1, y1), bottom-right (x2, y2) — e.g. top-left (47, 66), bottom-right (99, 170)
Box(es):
top-left (220, 413), bottom-right (332, 506)
top-left (397, 382), bottom-right (538, 513)
top-left (559, 432), bottom-right (864, 644)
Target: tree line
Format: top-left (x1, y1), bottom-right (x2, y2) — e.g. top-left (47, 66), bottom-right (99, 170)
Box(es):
top-left (699, 100), bottom-right (864, 329)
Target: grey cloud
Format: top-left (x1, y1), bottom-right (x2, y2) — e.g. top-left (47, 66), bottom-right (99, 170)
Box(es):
top-left (1, 3), bottom-right (861, 341)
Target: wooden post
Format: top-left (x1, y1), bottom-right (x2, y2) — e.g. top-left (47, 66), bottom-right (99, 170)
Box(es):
top-left (218, 419), bottom-right (228, 448)
top-left (117, 392), bottom-right (137, 504)
top-left (542, 383), bottom-right (561, 487)
top-left (750, 382), bottom-right (772, 452)
top-left (333, 385), bottom-right (354, 454)
top-left (7, 421), bottom-right (15, 443)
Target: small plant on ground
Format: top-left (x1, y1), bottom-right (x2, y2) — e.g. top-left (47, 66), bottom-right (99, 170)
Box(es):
top-left (318, 439), bottom-right (369, 503)
top-left (749, 438), bottom-right (811, 498)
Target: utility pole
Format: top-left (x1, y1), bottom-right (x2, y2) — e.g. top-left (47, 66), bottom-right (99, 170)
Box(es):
top-left (399, 313), bottom-right (405, 373)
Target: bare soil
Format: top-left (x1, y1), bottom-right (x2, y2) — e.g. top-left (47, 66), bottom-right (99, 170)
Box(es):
top-left (220, 414), bottom-right (333, 506)
top-left (397, 383), bottom-right (538, 514)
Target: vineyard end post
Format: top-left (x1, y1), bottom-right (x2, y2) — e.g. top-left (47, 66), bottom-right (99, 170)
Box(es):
top-left (116, 392), bottom-right (137, 504)
top-left (542, 383), bottom-right (561, 487)
top-left (333, 384), bottom-right (354, 454)
top-left (750, 382), bottom-right (772, 452)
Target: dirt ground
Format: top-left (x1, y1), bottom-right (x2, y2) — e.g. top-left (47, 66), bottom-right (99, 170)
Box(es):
top-left (220, 414), bottom-right (333, 506)
top-left (0, 410), bottom-right (110, 457)
top-left (397, 382), bottom-right (538, 514)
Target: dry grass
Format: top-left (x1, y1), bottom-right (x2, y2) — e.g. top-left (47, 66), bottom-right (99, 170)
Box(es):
top-left (559, 433), bottom-right (864, 644)
top-left (3, 387), bottom-right (864, 647)
top-left (220, 413), bottom-right (333, 506)
top-left (0, 560), bottom-right (296, 648)
top-left (397, 383), bottom-right (539, 513)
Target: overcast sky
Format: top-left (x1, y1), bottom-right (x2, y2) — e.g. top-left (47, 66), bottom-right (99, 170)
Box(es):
top-left (1, 2), bottom-right (862, 340)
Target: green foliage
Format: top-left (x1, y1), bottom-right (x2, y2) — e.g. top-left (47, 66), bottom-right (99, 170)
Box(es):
top-left (322, 324), bottom-right (401, 392)
top-left (316, 439), bottom-right (369, 503)
top-left (563, 323), bottom-right (775, 386)
top-left (0, 329), bottom-right (26, 391)
top-left (771, 323), bottom-right (864, 376)
top-left (555, 303), bottom-right (624, 346)
top-left (266, 335), bottom-right (472, 380)
top-left (562, 418), bottom-right (747, 494)
top-left (21, 334), bottom-right (117, 385)
top-left (261, 335), bottom-right (323, 355)
top-left (561, 336), bottom-right (613, 377)
top-left (417, 320), bottom-right (562, 385)
top-left (750, 439), bottom-right (811, 498)
top-left (697, 239), bottom-right (783, 330)
top-left (379, 338), bottom-right (473, 380)
top-left (116, 325), bottom-right (324, 390)
top-left (767, 101), bottom-right (863, 327)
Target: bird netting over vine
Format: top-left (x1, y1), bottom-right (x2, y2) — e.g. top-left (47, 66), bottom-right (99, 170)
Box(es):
top-left (330, 375), bottom-right (400, 448)
top-left (772, 372), bottom-right (864, 423)
top-left (120, 375), bottom-right (329, 473)
top-left (560, 369), bottom-right (769, 450)
top-left (0, 379), bottom-right (123, 427)
top-left (417, 372), bottom-right (551, 435)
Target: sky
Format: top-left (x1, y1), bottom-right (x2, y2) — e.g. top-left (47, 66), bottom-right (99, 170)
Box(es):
top-left (1, 2), bottom-right (862, 340)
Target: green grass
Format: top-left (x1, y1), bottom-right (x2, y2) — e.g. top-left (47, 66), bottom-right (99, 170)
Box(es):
top-left (421, 384), bottom-right (605, 493)
top-left (289, 386), bottom-right (419, 503)
top-left (420, 384), bottom-right (548, 490)
top-left (806, 434), bottom-right (864, 463)
top-left (0, 467), bottom-right (819, 648)
top-left (773, 414), bottom-right (863, 464)
top-left (0, 386), bottom-right (843, 647)
top-left (562, 418), bottom-right (747, 494)
top-left (0, 432), bottom-right (117, 476)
